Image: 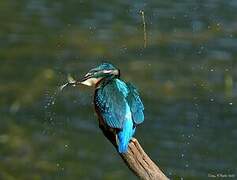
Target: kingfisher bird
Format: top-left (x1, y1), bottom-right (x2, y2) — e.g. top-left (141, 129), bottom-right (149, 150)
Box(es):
top-left (70, 63), bottom-right (144, 153)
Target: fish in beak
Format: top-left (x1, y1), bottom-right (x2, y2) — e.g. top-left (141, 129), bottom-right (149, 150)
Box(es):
top-left (60, 73), bottom-right (102, 91)
top-left (60, 74), bottom-right (81, 91)
top-left (60, 63), bottom-right (120, 90)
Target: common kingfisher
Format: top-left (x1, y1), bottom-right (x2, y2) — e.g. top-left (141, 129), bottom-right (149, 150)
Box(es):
top-left (73, 63), bottom-right (144, 153)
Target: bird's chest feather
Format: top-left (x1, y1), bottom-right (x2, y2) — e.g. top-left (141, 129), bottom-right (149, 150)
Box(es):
top-left (93, 91), bottom-right (116, 132)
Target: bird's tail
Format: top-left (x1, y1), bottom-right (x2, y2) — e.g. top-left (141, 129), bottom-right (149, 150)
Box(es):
top-left (117, 120), bottom-right (135, 153)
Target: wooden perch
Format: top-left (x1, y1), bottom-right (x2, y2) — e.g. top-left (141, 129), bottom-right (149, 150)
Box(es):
top-left (99, 126), bottom-right (169, 180)
top-left (120, 138), bottom-right (169, 180)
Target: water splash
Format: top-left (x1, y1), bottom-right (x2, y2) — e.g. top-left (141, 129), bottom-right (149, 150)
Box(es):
top-left (43, 74), bottom-right (81, 134)
top-left (45, 74), bottom-right (78, 110)
top-left (44, 89), bottom-right (60, 109)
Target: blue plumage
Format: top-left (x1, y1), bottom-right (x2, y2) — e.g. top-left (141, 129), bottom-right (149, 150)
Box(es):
top-left (95, 78), bottom-right (144, 153)
top-left (117, 119), bottom-right (135, 153)
top-left (126, 83), bottom-right (144, 125)
top-left (80, 62), bottom-right (144, 153)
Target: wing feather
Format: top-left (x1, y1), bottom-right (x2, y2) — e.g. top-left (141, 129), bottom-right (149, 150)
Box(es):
top-left (95, 79), bottom-right (128, 129)
top-left (126, 83), bottom-right (144, 125)
top-left (95, 79), bottom-right (144, 129)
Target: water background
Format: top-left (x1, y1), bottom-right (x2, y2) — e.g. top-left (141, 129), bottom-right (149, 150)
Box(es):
top-left (1, 0), bottom-right (237, 179)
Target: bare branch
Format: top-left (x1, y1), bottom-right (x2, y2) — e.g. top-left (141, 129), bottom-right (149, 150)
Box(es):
top-left (99, 125), bottom-right (169, 180)
top-left (120, 138), bottom-right (169, 180)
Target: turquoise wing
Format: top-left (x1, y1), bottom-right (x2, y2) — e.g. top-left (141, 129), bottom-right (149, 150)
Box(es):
top-left (95, 79), bottom-right (130, 129)
top-left (126, 83), bottom-right (144, 125)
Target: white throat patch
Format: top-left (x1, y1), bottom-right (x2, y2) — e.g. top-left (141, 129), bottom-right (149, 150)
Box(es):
top-left (80, 77), bottom-right (102, 86)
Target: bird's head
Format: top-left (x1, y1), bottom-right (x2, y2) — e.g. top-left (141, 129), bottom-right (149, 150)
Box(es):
top-left (80, 63), bottom-right (120, 86)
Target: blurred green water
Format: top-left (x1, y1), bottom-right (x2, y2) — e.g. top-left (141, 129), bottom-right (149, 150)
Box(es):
top-left (0, 0), bottom-right (237, 179)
